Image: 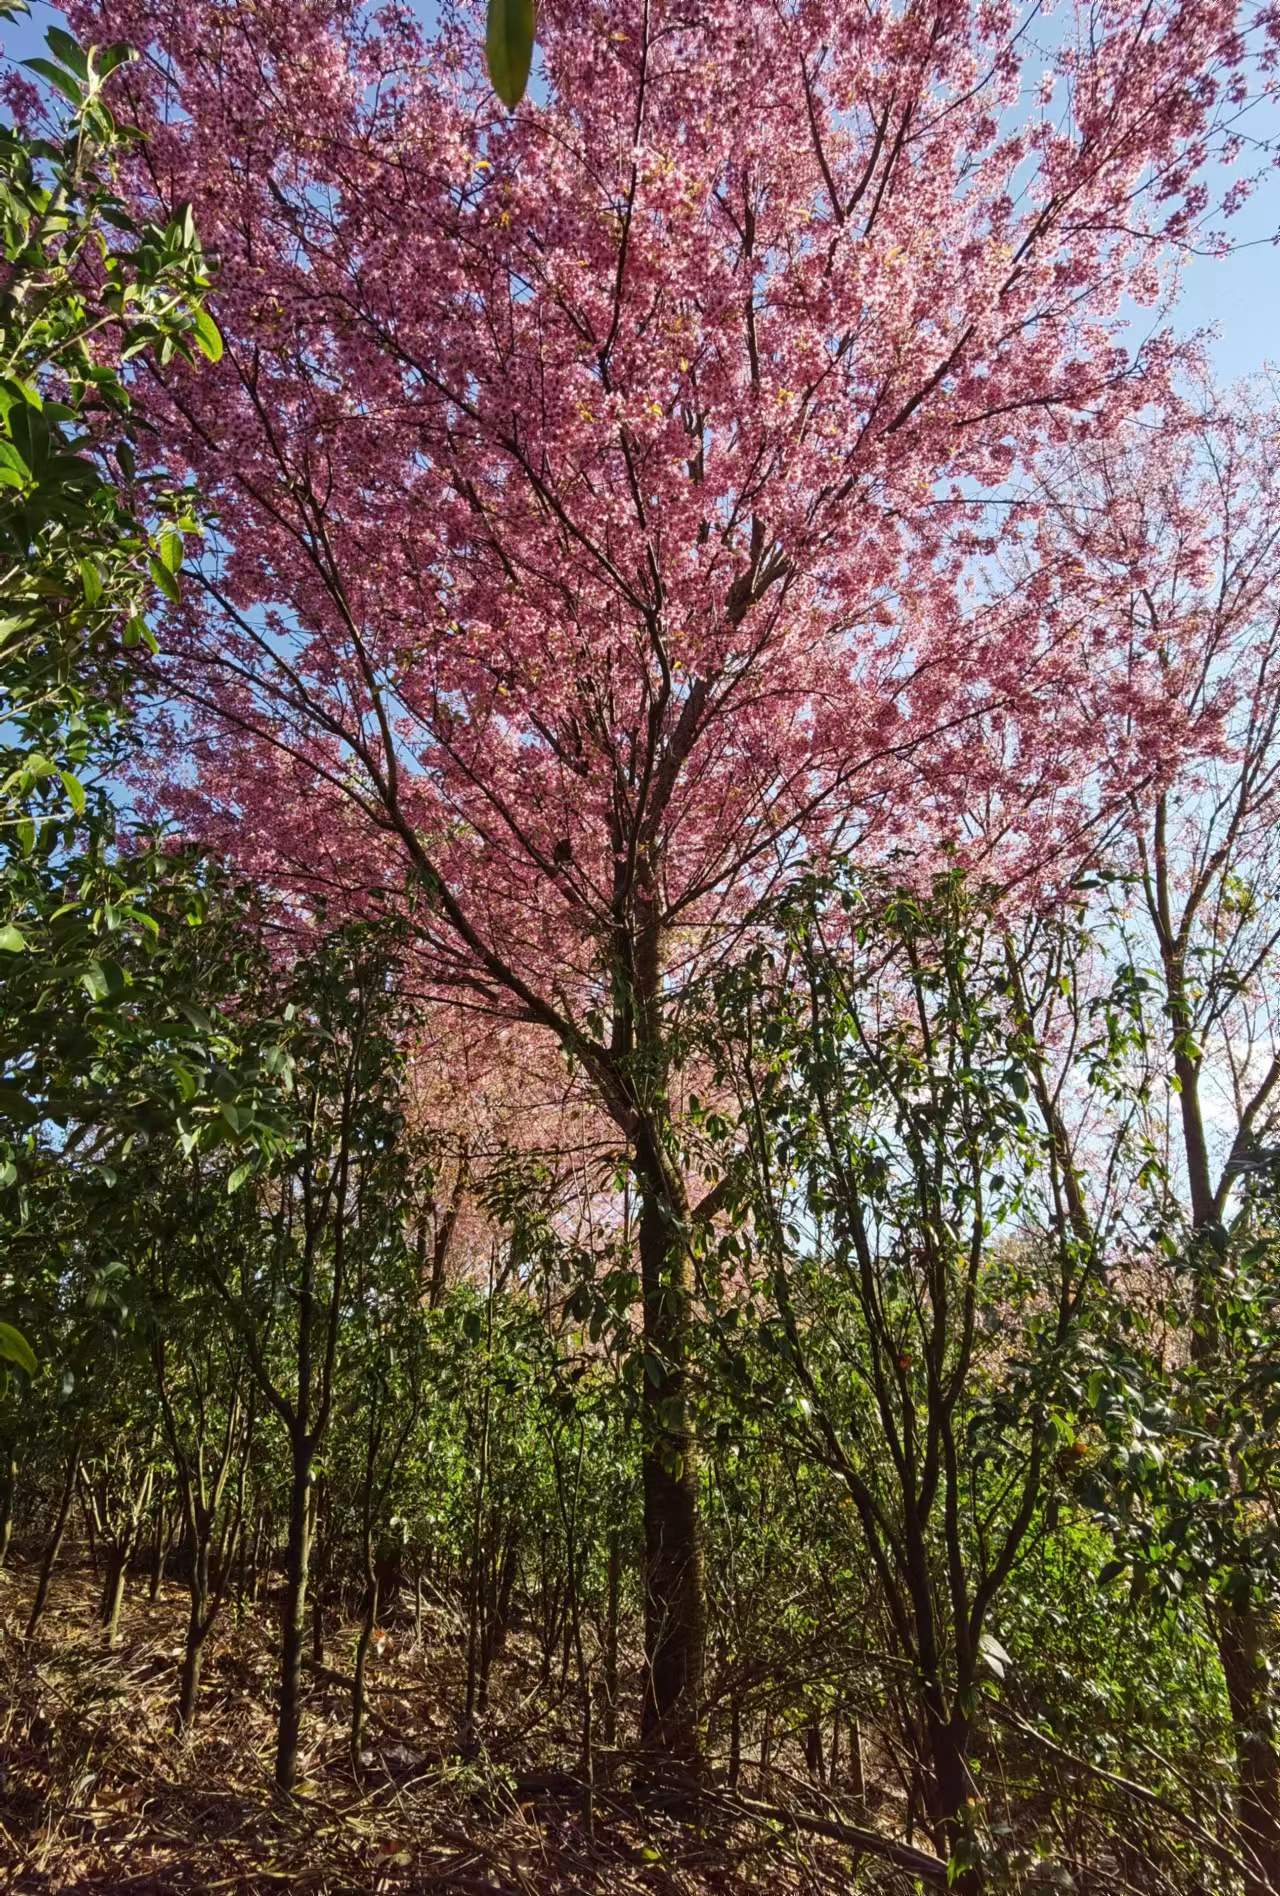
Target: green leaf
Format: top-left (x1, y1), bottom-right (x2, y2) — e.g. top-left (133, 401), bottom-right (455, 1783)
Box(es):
top-left (59, 770), bottom-right (86, 815)
top-left (157, 526), bottom-right (183, 574)
top-left (80, 958), bottom-right (126, 1001)
top-left (0, 1323), bottom-right (35, 1376)
top-left (22, 55), bottom-right (83, 106)
top-left (96, 42), bottom-right (136, 79)
top-left (485, 0), bottom-right (535, 108)
top-left (45, 26), bottom-right (89, 78)
top-left (227, 1160), bottom-right (255, 1194)
top-left (192, 306), bottom-right (223, 363)
top-left (79, 556), bottom-right (103, 604)
top-left (149, 555), bottom-right (180, 602)
top-left (0, 924), bottom-right (27, 953)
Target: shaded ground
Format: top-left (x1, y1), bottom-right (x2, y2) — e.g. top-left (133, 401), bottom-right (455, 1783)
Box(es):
top-left (0, 1560), bottom-right (919, 1893)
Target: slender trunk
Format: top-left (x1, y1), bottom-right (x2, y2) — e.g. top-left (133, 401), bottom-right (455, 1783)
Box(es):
top-left (177, 1529), bottom-right (212, 1732)
top-left (849, 1713), bottom-right (866, 1806)
top-left (464, 1538), bottom-right (482, 1728)
top-left (728, 1699), bottom-right (742, 1788)
top-left (100, 1545), bottom-right (129, 1649)
top-left (350, 1564), bottom-right (379, 1771)
top-left (0, 1447), bottom-right (16, 1569)
top-left (249, 1510), bottom-right (266, 1603)
top-left (80, 1487), bottom-right (98, 1576)
top-left (275, 1436), bottom-right (314, 1793)
top-left (149, 1501), bottom-right (171, 1604)
top-left (602, 1529), bottom-right (620, 1749)
top-left (636, 1167), bottom-right (705, 1771)
top-left (1218, 1601), bottom-right (1280, 1896)
top-left (464, 1335), bottom-right (492, 1736)
top-left (178, 1593), bottom-right (207, 1731)
top-left (26, 1451), bottom-right (78, 1637)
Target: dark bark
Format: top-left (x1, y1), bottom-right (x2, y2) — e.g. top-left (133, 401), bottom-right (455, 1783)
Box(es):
top-left (636, 1169), bottom-right (705, 1770)
top-left (0, 1445), bottom-right (16, 1569)
top-left (275, 1437), bottom-right (314, 1793)
top-left (922, 1701), bottom-right (979, 1894)
top-left (1218, 1601), bottom-right (1280, 1896)
top-left (26, 1449), bottom-right (78, 1637)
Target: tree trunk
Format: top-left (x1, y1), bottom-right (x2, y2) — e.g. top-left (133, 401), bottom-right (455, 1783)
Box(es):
top-left (1218, 1599), bottom-right (1280, 1896)
top-left (149, 1501), bottom-right (172, 1604)
top-left (248, 1510), bottom-right (266, 1603)
top-left (923, 1700), bottom-right (979, 1894)
top-left (178, 1602), bottom-right (206, 1731)
top-left (602, 1529), bottom-right (620, 1749)
top-left (351, 1552), bottom-right (378, 1770)
top-left (100, 1545), bottom-right (129, 1649)
top-left (0, 1446), bottom-right (16, 1569)
top-left (177, 1530), bottom-right (212, 1732)
top-left (80, 1486), bottom-right (98, 1576)
top-left (849, 1713), bottom-right (866, 1806)
top-left (26, 1451), bottom-right (78, 1638)
top-left (275, 1438), bottom-right (314, 1793)
top-left (636, 1170), bottom-right (705, 1772)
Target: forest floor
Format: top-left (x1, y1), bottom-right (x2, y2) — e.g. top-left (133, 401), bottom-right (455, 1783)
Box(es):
top-left (0, 1559), bottom-right (902, 1895)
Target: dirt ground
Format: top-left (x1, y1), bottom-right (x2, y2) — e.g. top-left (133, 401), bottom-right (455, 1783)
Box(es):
top-left (0, 1558), bottom-right (894, 1894)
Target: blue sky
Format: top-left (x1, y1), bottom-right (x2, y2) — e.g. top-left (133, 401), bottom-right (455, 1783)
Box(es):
top-left (4, 0), bottom-right (1276, 383)
top-left (1175, 114), bottom-right (1279, 386)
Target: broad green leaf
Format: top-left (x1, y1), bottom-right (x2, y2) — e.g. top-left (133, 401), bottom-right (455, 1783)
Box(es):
top-left (59, 770), bottom-right (87, 815)
top-left (21, 56), bottom-right (83, 106)
top-left (45, 26), bottom-right (89, 79)
top-left (0, 1323), bottom-right (35, 1376)
top-left (149, 554), bottom-right (180, 602)
top-left (485, 0), bottom-right (535, 109)
top-left (96, 42), bottom-right (136, 79)
top-left (192, 306), bottom-right (223, 362)
top-left (0, 924), bottom-right (27, 952)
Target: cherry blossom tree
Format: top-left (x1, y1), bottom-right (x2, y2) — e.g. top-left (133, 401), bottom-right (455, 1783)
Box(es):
top-left (79, 0), bottom-right (1276, 1764)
